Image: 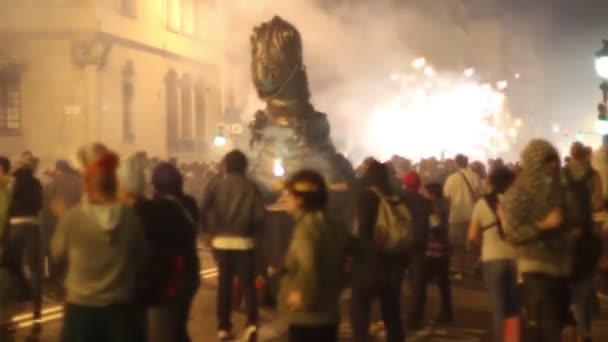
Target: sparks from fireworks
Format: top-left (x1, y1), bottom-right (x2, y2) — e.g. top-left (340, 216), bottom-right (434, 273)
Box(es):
top-left (363, 59), bottom-right (515, 161)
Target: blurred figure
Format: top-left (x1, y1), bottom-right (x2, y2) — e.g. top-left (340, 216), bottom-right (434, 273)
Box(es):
top-left (279, 170), bottom-right (359, 342)
top-left (44, 160), bottom-right (83, 287)
top-left (52, 152), bottom-right (146, 342)
top-left (351, 160), bottom-right (408, 341)
top-left (7, 153), bottom-right (43, 334)
top-left (443, 154), bottom-right (483, 277)
top-left (501, 139), bottom-right (572, 342)
top-left (0, 156), bottom-right (15, 341)
top-left (565, 142), bottom-right (603, 342)
top-left (419, 182), bottom-right (453, 325)
top-left (200, 150), bottom-right (264, 342)
top-left (468, 166), bottom-right (518, 342)
top-left (152, 162), bottom-right (200, 342)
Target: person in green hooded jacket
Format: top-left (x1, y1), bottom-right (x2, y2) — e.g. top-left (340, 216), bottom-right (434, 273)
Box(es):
top-left (277, 170), bottom-right (362, 342)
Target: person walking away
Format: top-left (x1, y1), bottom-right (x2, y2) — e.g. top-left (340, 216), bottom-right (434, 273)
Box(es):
top-left (7, 154), bottom-right (43, 335)
top-left (420, 182), bottom-right (453, 325)
top-left (0, 156), bottom-right (17, 341)
top-left (401, 171), bottom-right (433, 331)
top-left (351, 160), bottom-right (410, 341)
top-left (118, 156), bottom-right (195, 342)
top-left (45, 160), bottom-right (83, 290)
top-left (200, 150), bottom-right (264, 341)
top-left (279, 170), bottom-right (360, 342)
top-left (563, 143), bottom-right (603, 342)
top-left (52, 152), bottom-right (146, 342)
top-left (468, 166), bottom-right (518, 342)
top-left (443, 154), bottom-right (483, 277)
top-left (151, 162), bottom-right (200, 342)
top-left (500, 139), bottom-right (575, 342)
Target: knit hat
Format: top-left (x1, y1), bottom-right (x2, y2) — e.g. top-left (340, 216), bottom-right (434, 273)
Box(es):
top-left (117, 155), bottom-right (146, 196)
top-left (403, 171), bottom-right (421, 191)
top-left (84, 151), bottom-right (119, 198)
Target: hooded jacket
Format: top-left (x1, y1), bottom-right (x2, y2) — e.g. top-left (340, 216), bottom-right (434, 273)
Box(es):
top-left (501, 139), bottom-right (571, 276)
top-left (51, 202), bottom-right (146, 306)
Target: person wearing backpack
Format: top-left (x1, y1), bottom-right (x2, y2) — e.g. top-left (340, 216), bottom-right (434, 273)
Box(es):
top-left (351, 160), bottom-right (411, 342)
top-left (468, 166), bottom-right (518, 342)
top-left (563, 143), bottom-right (604, 342)
top-left (278, 170), bottom-right (361, 342)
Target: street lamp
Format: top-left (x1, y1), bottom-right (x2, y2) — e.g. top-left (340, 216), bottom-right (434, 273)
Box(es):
top-left (595, 40), bottom-right (608, 124)
top-left (214, 126), bottom-right (227, 147)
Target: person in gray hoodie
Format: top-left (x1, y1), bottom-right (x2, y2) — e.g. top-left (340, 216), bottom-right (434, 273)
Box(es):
top-left (52, 152), bottom-right (146, 342)
top-left (500, 139), bottom-right (575, 342)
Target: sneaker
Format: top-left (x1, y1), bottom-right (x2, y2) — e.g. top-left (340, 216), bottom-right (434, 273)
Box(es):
top-left (218, 330), bottom-right (235, 341)
top-left (242, 325), bottom-right (257, 342)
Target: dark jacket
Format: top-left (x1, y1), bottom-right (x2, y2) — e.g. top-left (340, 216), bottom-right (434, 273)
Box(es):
top-left (135, 198), bottom-right (200, 289)
top-left (200, 173), bottom-right (265, 238)
top-left (10, 167), bottom-right (42, 218)
top-left (401, 190), bottom-right (432, 251)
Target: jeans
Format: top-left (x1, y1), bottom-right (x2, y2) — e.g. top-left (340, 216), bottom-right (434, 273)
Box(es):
top-left (8, 223), bottom-right (42, 319)
top-left (61, 303), bottom-right (143, 342)
top-left (351, 256), bottom-right (405, 342)
top-left (483, 259), bottom-right (519, 342)
top-left (215, 249), bottom-right (258, 331)
top-left (520, 273), bottom-right (572, 342)
top-left (571, 276), bottom-right (595, 338)
top-left (167, 271), bottom-right (199, 342)
top-left (288, 324), bottom-right (338, 342)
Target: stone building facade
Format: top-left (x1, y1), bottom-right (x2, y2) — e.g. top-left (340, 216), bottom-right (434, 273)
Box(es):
top-left (0, 0), bottom-right (225, 165)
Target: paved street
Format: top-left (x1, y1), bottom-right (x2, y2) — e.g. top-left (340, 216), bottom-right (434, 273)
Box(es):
top-left (8, 249), bottom-right (608, 341)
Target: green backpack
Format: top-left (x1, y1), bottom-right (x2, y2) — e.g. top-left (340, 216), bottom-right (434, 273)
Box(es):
top-left (368, 187), bottom-right (413, 252)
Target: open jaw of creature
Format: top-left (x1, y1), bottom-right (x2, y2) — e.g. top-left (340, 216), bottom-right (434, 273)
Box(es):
top-left (248, 16), bottom-right (356, 213)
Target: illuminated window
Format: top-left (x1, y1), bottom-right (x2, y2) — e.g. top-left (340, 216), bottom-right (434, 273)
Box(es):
top-left (118, 0), bottom-right (137, 18)
top-left (166, 0), bottom-right (181, 32)
top-left (194, 77), bottom-right (206, 139)
top-left (180, 74), bottom-right (193, 140)
top-left (182, 0), bottom-right (195, 36)
top-left (122, 61), bottom-right (135, 143)
top-left (0, 65), bottom-right (21, 134)
top-left (165, 70), bottom-right (179, 150)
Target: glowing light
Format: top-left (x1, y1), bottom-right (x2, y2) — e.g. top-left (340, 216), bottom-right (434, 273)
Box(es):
top-left (596, 56), bottom-right (608, 79)
top-left (389, 73), bottom-right (399, 81)
top-left (508, 128), bottom-right (518, 138)
top-left (363, 61), bottom-right (508, 161)
top-left (496, 80), bottom-right (508, 90)
top-left (464, 68), bottom-right (475, 78)
top-left (597, 120), bottom-right (608, 135)
top-left (424, 66), bottom-right (435, 77)
top-left (412, 57), bottom-right (426, 69)
top-left (273, 159), bottom-right (285, 177)
top-left (214, 135), bottom-right (227, 147)
top-left (552, 124), bottom-right (560, 134)
top-left (514, 73), bottom-right (521, 79)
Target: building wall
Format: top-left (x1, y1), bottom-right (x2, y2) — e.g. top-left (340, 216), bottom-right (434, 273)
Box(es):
top-left (0, 0), bottom-right (225, 165)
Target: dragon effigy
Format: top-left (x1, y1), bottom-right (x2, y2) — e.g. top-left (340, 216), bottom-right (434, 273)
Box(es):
top-left (248, 16), bottom-right (355, 209)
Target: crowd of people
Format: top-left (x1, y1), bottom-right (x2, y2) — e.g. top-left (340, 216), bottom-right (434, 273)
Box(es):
top-left (0, 137), bottom-right (607, 342)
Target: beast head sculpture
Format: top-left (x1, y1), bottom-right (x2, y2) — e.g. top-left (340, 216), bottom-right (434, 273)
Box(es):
top-left (250, 16), bottom-right (311, 103)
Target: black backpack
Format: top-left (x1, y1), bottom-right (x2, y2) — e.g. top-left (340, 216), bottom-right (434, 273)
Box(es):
top-left (565, 168), bottom-right (603, 283)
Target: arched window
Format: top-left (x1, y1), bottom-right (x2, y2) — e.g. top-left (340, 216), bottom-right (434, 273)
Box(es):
top-left (165, 70), bottom-right (179, 151)
top-left (122, 60), bottom-right (135, 143)
top-left (0, 64), bottom-right (21, 134)
top-left (180, 74), bottom-right (193, 141)
top-left (194, 77), bottom-right (206, 140)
